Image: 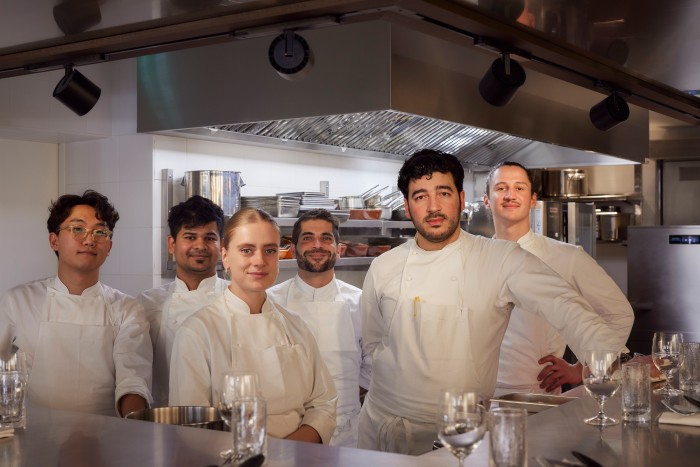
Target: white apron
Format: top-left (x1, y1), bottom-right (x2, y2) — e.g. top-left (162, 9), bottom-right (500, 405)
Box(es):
top-left (228, 307), bottom-right (312, 439)
top-left (28, 283), bottom-right (118, 416)
top-left (152, 279), bottom-right (226, 407)
top-left (286, 285), bottom-right (360, 447)
top-left (367, 240), bottom-right (480, 454)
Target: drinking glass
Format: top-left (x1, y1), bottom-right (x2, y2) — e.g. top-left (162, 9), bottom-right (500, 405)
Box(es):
top-left (231, 397), bottom-right (266, 463)
top-left (436, 389), bottom-right (487, 467)
top-left (215, 372), bottom-right (261, 459)
top-left (216, 372), bottom-right (261, 429)
top-left (652, 331), bottom-right (684, 395)
top-left (582, 350), bottom-right (621, 426)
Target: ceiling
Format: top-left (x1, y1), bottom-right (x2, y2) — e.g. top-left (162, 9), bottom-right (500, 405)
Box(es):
top-left (1, 0), bottom-right (700, 150)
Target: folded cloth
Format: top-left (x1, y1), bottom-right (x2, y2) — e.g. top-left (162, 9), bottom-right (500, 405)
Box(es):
top-left (0, 427), bottom-right (14, 439)
top-left (658, 412), bottom-right (700, 427)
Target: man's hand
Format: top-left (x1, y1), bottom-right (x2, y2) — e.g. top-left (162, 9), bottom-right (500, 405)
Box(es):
top-left (118, 394), bottom-right (148, 417)
top-left (537, 356), bottom-right (582, 392)
top-left (284, 424), bottom-right (322, 444)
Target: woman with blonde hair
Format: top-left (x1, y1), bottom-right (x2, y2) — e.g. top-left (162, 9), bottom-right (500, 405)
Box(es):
top-left (169, 208), bottom-right (337, 443)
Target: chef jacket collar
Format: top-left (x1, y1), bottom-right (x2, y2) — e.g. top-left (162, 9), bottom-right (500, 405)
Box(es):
top-left (172, 274), bottom-right (219, 293)
top-left (50, 276), bottom-right (102, 297)
top-left (516, 229), bottom-right (535, 246)
top-left (225, 288), bottom-right (276, 316)
top-left (291, 274), bottom-right (340, 302)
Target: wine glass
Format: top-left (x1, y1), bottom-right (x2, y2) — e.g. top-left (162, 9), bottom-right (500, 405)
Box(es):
top-left (215, 372), bottom-right (260, 458)
top-left (652, 331), bottom-right (684, 396)
top-left (582, 350), bottom-right (621, 426)
top-left (436, 389), bottom-right (487, 467)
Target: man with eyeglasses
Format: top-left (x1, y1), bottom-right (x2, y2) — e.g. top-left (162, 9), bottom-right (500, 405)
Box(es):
top-left (268, 209), bottom-right (371, 447)
top-left (137, 195), bottom-right (227, 407)
top-left (0, 190), bottom-right (153, 417)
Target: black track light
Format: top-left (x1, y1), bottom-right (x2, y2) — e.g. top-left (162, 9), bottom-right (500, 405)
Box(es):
top-left (589, 92), bottom-right (629, 131)
top-left (53, 65), bottom-right (101, 116)
top-left (478, 53), bottom-right (526, 107)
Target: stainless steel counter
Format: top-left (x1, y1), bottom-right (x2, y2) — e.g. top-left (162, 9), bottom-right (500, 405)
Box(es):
top-left (3, 393), bottom-right (700, 466)
top-left (0, 404), bottom-right (454, 467)
top-left (424, 386), bottom-right (700, 466)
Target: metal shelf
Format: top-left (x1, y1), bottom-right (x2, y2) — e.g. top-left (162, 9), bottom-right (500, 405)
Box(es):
top-left (280, 257), bottom-right (374, 270)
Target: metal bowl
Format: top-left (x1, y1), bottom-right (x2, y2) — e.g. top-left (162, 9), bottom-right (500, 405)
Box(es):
top-left (125, 406), bottom-right (225, 431)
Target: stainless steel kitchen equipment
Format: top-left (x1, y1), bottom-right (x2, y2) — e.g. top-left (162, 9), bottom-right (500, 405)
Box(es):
top-left (182, 170), bottom-right (245, 217)
top-left (540, 169), bottom-right (588, 198)
top-left (530, 200), bottom-right (596, 257)
top-left (627, 226), bottom-right (700, 354)
top-left (125, 406), bottom-right (224, 431)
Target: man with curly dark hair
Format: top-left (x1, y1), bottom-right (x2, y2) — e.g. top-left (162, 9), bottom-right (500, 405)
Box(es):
top-left (0, 190), bottom-right (153, 417)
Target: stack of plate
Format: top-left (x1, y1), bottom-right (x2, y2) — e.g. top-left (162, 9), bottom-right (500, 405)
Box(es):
top-left (241, 196), bottom-right (301, 218)
top-left (277, 192), bottom-right (337, 211)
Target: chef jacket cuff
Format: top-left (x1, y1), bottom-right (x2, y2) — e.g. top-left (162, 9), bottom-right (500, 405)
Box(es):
top-left (115, 381), bottom-right (153, 415)
top-left (301, 412), bottom-right (337, 445)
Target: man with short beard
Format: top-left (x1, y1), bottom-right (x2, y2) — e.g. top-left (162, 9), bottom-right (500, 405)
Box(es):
top-left (268, 209), bottom-right (371, 448)
top-left (137, 195), bottom-right (227, 407)
top-left (359, 149), bottom-right (629, 455)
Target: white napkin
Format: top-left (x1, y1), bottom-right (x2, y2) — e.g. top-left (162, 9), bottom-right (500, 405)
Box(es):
top-left (658, 412), bottom-right (700, 427)
top-left (0, 427), bottom-right (14, 439)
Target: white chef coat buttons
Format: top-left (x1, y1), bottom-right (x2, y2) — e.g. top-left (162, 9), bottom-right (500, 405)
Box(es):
top-left (451, 276), bottom-right (458, 281)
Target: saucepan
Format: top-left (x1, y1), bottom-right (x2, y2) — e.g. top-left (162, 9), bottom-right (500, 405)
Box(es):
top-left (125, 406), bottom-right (225, 431)
top-left (338, 196), bottom-right (365, 209)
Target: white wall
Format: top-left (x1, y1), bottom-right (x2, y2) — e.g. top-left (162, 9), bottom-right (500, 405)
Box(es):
top-left (0, 138), bottom-right (59, 295)
top-left (63, 134), bottom-right (155, 296)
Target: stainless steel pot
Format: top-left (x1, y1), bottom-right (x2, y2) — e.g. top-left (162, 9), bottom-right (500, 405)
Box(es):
top-left (541, 169), bottom-right (588, 197)
top-left (182, 170), bottom-right (245, 216)
top-left (125, 406), bottom-right (224, 431)
top-left (338, 196), bottom-right (364, 209)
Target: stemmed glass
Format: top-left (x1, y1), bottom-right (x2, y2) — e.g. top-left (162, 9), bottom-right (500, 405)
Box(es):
top-left (215, 372), bottom-right (261, 459)
top-left (436, 389), bottom-right (487, 467)
top-left (582, 350), bottom-right (621, 426)
top-left (652, 331), bottom-right (684, 396)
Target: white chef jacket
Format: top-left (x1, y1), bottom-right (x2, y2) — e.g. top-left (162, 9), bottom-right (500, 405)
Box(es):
top-left (268, 275), bottom-right (371, 447)
top-left (495, 230), bottom-right (633, 396)
top-left (359, 230), bottom-right (628, 454)
top-left (169, 289), bottom-right (337, 444)
top-left (0, 276), bottom-right (153, 416)
top-left (137, 275), bottom-right (229, 407)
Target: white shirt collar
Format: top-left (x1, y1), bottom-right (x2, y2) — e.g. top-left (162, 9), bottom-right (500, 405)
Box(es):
top-left (51, 276), bottom-right (102, 297)
top-left (292, 274), bottom-right (339, 301)
top-left (173, 274), bottom-right (219, 293)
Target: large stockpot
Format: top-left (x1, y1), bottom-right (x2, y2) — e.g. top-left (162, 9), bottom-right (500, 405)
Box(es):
top-left (182, 170), bottom-right (245, 216)
top-left (541, 169), bottom-right (588, 197)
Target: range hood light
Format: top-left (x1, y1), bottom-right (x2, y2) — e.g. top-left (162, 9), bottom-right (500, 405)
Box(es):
top-left (478, 53), bottom-right (526, 107)
top-left (589, 92), bottom-right (629, 131)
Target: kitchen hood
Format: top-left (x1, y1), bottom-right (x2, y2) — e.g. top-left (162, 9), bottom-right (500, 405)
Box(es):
top-left (137, 13), bottom-right (648, 168)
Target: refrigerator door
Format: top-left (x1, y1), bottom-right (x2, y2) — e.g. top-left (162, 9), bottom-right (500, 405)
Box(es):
top-left (627, 226), bottom-right (700, 354)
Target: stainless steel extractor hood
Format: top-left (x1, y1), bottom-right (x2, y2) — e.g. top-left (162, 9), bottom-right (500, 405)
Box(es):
top-left (137, 13), bottom-right (648, 168)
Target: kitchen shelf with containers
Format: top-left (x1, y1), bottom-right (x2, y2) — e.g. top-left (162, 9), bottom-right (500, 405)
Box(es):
top-left (275, 217), bottom-right (419, 270)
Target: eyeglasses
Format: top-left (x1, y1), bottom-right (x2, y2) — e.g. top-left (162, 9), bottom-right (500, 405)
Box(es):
top-left (57, 225), bottom-right (113, 242)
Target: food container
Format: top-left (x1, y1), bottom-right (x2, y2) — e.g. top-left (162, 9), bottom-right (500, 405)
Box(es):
top-left (125, 406), bottom-right (224, 430)
top-left (368, 245), bottom-right (391, 257)
top-left (349, 209), bottom-right (382, 220)
top-left (344, 242), bottom-right (369, 257)
top-left (279, 247), bottom-right (294, 259)
top-left (489, 393), bottom-right (577, 413)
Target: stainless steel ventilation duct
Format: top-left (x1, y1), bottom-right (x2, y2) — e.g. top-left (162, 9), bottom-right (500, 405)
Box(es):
top-left (137, 15), bottom-right (648, 168)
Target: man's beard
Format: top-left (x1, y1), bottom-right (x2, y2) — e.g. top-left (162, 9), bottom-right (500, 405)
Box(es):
top-left (296, 249), bottom-right (337, 273)
top-left (410, 210), bottom-right (460, 244)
